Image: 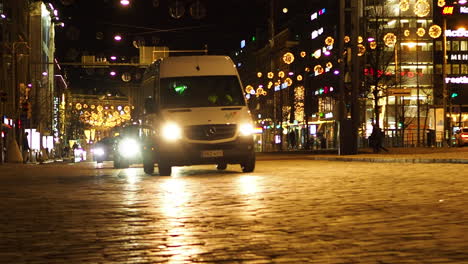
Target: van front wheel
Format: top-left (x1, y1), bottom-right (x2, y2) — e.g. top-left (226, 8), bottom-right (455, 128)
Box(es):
top-left (158, 161), bottom-right (172, 176)
top-left (143, 160), bottom-right (154, 175)
top-left (240, 152), bottom-right (255, 173)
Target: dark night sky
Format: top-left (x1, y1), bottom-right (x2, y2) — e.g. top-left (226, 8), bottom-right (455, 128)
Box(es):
top-left (51, 0), bottom-right (285, 61)
top-left (50, 0), bottom-right (309, 94)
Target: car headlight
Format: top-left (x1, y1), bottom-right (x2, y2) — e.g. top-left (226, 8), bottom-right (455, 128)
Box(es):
top-left (162, 123), bottom-right (182, 141)
top-left (118, 138), bottom-right (140, 157)
top-left (93, 147), bottom-right (105, 156)
top-left (239, 123), bottom-right (254, 136)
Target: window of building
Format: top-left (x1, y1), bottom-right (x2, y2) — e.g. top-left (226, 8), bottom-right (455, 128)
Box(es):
top-left (460, 41), bottom-right (467, 51)
top-left (452, 64), bottom-right (460, 75)
top-left (452, 41), bottom-right (460, 51)
top-left (446, 64), bottom-right (451, 74)
top-left (435, 41), bottom-right (442, 51)
top-left (461, 64), bottom-right (468, 74)
top-left (446, 41), bottom-right (451, 51)
top-left (435, 64), bottom-right (442, 74)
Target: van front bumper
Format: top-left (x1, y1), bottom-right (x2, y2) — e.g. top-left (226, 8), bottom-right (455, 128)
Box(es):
top-left (154, 137), bottom-right (254, 166)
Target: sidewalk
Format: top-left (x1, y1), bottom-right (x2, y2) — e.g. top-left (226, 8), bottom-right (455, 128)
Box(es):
top-left (257, 147), bottom-right (468, 164)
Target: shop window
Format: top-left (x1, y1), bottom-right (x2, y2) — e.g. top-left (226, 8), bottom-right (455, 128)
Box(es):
top-left (446, 41), bottom-right (451, 51)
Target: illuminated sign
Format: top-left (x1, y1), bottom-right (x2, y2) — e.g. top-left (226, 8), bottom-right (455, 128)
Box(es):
top-left (311, 27), bottom-right (324, 39)
top-left (461, 6), bottom-right (468, 14)
top-left (442, 6), bottom-right (455, 15)
top-left (364, 68), bottom-right (424, 78)
top-left (449, 53), bottom-right (468, 61)
top-left (445, 76), bottom-right (468, 84)
top-left (445, 29), bottom-right (468, 37)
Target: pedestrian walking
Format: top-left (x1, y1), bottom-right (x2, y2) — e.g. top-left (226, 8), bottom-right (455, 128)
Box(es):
top-left (288, 130), bottom-right (296, 150)
top-left (22, 132), bottom-right (30, 163)
top-left (369, 125), bottom-right (388, 153)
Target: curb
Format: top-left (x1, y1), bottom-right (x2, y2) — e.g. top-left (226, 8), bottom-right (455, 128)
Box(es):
top-left (302, 156), bottom-right (468, 164)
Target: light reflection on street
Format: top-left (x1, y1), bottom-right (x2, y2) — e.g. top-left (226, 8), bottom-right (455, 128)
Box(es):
top-left (238, 175), bottom-right (263, 220)
top-left (158, 178), bottom-right (202, 263)
top-left (238, 175), bottom-right (259, 195)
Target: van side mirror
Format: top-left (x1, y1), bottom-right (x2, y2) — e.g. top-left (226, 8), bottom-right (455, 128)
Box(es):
top-left (144, 98), bottom-right (157, 114)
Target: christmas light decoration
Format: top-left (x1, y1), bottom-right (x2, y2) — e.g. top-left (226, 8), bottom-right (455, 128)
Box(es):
top-left (417, 27), bottom-right (426, 37)
top-left (414, 0), bottom-right (431, 17)
top-left (357, 44), bottom-right (366, 56)
top-left (383, 32), bottom-right (397, 46)
top-left (429, 25), bottom-right (442, 38)
top-left (283, 52), bottom-right (295, 64)
top-left (399, 0), bottom-right (410, 11)
top-left (438, 0), bottom-right (446, 7)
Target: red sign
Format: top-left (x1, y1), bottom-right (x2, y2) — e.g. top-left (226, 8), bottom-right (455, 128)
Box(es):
top-left (364, 68), bottom-right (424, 78)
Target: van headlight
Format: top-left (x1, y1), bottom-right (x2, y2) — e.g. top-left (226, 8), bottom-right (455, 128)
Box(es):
top-left (162, 123), bottom-right (182, 141)
top-left (239, 123), bottom-right (254, 136)
top-left (118, 138), bottom-right (140, 157)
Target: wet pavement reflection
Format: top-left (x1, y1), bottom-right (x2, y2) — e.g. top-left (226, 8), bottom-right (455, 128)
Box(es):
top-left (1, 160), bottom-right (467, 263)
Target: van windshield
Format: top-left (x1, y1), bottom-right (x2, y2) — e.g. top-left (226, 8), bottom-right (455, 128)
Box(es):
top-left (160, 76), bottom-right (246, 108)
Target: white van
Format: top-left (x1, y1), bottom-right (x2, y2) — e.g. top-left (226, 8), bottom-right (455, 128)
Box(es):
top-left (139, 55), bottom-right (256, 176)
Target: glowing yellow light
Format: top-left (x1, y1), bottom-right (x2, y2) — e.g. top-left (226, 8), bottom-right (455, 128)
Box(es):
top-left (282, 52), bottom-right (295, 65)
top-left (404, 29), bottom-right (410, 37)
top-left (297, 75), bottom-right (303, 81)
top-left (314, 65), bottom-right (324, 75)
top-left (417, 27), bottom-right (426, 37)
top-left (285, 77), bottom-right (293, 87)
top-left (399, 0), bottom-right (409, 11)
top-left (267, 72), bottom-right (274, 79)
top-left (344, 36), bottom-right (350, 43)
top-left (370, 41), bottom-right (377, 49)
top-left (278, 71), bottom-right (285, 78)
top-left (75, 103), bottom-right (82, 110)
top-left (429, 25), bottom-right (442, 38)
top-left (326, 62), bottom-right (333, 69)
top-left (358, 36), bottom-right (363, 43)
top-left (383, 32), bottom-right (397, 46)
top-left (357, 44), bottom-right (366, 56)
top-left (245, 85), bottom-right (254, 94)
top-left (300, 51), bottom-right (306, 58)
top-left (438, 0), bottom-right (446, 7)
top-left (325, 36), bottom-right (334, 46)
top-left (256, 87), bottom-right (264, 95)
top-left (257, 72), bottom-right (262, 78)
top-left (414, 0), bottom-right (430, 17)
top-left (267, 81), bottom-right (273, 89)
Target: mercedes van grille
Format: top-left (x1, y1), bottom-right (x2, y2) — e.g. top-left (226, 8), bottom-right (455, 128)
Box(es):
top-left (184, 124), bottom-right (237, 141)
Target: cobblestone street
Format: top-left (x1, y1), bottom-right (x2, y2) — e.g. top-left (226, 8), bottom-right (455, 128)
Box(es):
top-left (1, 157), bottom-right (467, 263)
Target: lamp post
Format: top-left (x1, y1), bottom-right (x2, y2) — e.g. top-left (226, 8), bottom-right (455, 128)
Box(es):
top-left (442, 17), bottom-right (448, 146)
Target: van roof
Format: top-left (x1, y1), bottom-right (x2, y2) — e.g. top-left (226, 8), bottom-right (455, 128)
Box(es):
top-left (158, 55), bottom-right (239, 78)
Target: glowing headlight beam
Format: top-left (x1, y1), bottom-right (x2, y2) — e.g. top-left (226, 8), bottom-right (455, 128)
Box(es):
top-left (119, 138), bottom-right (140, 157)
top-left (162, 123), bottom-right (182, 141)
top-left (93, 148), bottom-right (105, 156)
top-left (239, 123), bottom-right (254, 136)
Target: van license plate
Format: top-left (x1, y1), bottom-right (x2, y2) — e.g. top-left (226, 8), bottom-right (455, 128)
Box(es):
top-left (201, 150), bottom-right (223, 158)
